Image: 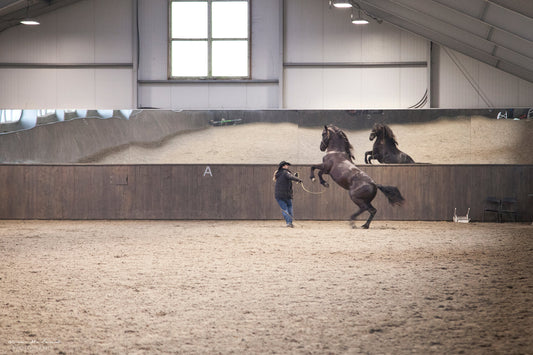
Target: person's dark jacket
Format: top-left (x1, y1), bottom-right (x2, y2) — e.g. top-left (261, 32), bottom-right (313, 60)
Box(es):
top-left (275, 168), bottom-right (302, 200)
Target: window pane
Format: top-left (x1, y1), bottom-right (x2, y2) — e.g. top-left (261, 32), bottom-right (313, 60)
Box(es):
top-left (212, 40), bottom-right (248, 77)
top-left (212, 2), bottom-right (248, 38)
top-left (171, 2), bottom-right (207, 39)
top-left (0, 109), bottom-right (22, 123)
top-left (172, 41), bottom-right (208, 77)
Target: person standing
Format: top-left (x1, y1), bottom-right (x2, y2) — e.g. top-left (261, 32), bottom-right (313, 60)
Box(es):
top-left (274, 161), bottom-right (302, 228)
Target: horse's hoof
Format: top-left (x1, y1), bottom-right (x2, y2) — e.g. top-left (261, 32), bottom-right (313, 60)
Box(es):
top-left (361, 224), bottom-right (369, 229)
top-left (322, 182), bottom-right (329, 188)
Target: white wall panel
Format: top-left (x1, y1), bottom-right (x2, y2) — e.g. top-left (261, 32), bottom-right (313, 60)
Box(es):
top-left (283, 0), bottom-right (428, 109)
top-left (138, 84), bottom-right (278, 109)
top-left (284, 0), bottom-right (324, 62)
top-left (55, 1), bottom-right (96, 63)
top-left (283, 69), bottom-right (324, 108)
top-left (323, 7), bottom-right (364, 62)
top-left (56, 69), bottom-right (96, 108)
top-left (285, 66), bottom-right (427, 109)
top-left (400, 67), bottom-right (428, 107)
top-left (285, 0), bottom-right (427, 64)
top-left (436, 46), bottom-right (533, 108)
top-left (94, 0), bottom-right (133, 62)
top-left (250, 0), bottom-right (281, 79)
top-left (138, 85), bottom-right (172, 109)
top-left (323, 69), bottom-right (363, 108)
top-left (170, 85), bottom-right (210, 109)
top-left (0, 19), bottom-right (58, 63)
top-left (399, 32), bottom-right (427, 62)
top-left (437, 48), bottom-right (482, 108)
top-left (518, 80), bottom-right (533, 107)
top-left (479, 63), bottom-right (520, 107)
top-left (207, 85), bottom-right (248, 109)
top-left (20, 70), bottom-right (58, 108)
top-left (95, 69), bottom-right (133, 108)
top-left (361, 23), bottom-right (403, 62)
top-left (245, 85), bottom-right (279, 109)
top-left (360, 68), bottom-right (401, 107)
top-left (0, 0), bottom-right (133, 109)
top-left (0, 70), bottom-right (19, 107)
top-left (138, 0), bottom-right (168, 80)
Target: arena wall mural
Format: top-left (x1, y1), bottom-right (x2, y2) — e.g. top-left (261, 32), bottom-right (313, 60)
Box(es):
top-left (0, 109), bottom-right (532, 165)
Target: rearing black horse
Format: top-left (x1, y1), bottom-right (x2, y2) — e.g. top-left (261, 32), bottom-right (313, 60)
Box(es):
top-left (364, 123), bottom-right (414, 164)
top-left (310, 125), bottom-right (404, 229)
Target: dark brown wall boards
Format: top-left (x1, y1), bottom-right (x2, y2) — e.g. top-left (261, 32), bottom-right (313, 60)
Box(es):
top-left (0, 164), bottom-right (531, 222)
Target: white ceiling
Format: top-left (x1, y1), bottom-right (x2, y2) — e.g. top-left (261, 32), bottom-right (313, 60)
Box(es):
top-left (0, 0), bottom-right (532, 82)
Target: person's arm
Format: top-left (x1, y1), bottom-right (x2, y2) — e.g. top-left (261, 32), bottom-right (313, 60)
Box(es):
top-left (287, 171), bottom-right (302, 183)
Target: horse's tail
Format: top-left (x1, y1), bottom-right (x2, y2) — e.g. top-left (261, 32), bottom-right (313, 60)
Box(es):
top-left (377, 184), bottom-right (405, 206)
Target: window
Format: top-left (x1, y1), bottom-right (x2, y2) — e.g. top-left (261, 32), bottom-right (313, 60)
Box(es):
top-left (169, 0), bottom-right (250, 79)
top-left (38, 109), bottom-right (56, 118)
top-left (0, 110), bottom-right (22, 123)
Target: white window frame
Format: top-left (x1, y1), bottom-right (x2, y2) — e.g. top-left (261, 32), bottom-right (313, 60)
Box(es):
top-left (169, 0), bottom-right (251, 80)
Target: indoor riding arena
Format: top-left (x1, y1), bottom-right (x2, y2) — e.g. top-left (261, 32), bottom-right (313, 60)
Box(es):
top-left (1, 109), bottom-right (532, 354)
top-left (1, 0), bottom-right (533, 354)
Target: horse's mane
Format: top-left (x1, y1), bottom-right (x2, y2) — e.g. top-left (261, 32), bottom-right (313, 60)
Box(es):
top-left (329, 125), bottom-right (355, 162)
top-left (374, 123), bottom-right (398, 146)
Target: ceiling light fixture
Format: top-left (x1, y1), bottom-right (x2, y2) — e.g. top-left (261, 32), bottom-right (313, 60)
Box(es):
top-left (351, 9), bottom-right (369, 24)
top-left (20, 18), bottom-right (40, 25)
top-left (20, 0), bottom-right (40, 26)
top-left (332, 0), bottom-right (352, 9)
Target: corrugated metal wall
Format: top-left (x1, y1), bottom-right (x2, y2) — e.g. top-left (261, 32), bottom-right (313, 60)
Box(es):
top-left (283, 0), bottom-right (428, 109)
top-left (0, 0), bottom-right (532, 109)
top-left (0, 0), bottom-right (134, 108)
top-left (0, 164), bottom-right (531, 222)
top-left (434, 45), bottom-right (533, 108)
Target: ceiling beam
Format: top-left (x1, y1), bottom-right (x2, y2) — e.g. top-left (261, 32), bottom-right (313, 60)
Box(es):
top-left (358, 0), bottom-right (533, 82)
top-left (390, 0), bottom-right (533, 60)
top-left (487, 0), bottom-right (533, 20)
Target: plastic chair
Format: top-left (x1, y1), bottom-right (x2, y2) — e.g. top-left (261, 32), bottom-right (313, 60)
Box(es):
top-left (482, 197), bottom-right (501, 222)
top-left (500, 197), bottom-right (518, 222)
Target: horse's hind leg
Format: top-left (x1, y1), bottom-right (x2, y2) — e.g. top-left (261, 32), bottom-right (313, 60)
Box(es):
top-left (349, 207), bottom-right (366, 229)
top-left (349, 203), bottom-right (376, 229)
top-left (361, 204), bottom-right (377, 229)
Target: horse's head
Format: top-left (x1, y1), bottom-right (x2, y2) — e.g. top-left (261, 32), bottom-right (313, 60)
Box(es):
top-left (320, 125), bottom-right (331, 151)
top-left (370, 123), bottom-right (398, 146)
top-left (369, 128), bottom-right (377, 141)
top-left (320, 125), bottom-right (355, 161)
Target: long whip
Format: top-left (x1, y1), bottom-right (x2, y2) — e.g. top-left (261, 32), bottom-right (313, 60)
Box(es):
top-left (298, 181), bottom-right (327, 195)
top-left (294, 171), bottom-right (327, 195)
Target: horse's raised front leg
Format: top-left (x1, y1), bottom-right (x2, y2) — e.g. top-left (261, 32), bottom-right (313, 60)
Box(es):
top-left (310, 164), bottom-right (321, 182)
top-left (310, 164), bottom-right (329, 187)
top-left (317, 170), bottom-right (329, 187)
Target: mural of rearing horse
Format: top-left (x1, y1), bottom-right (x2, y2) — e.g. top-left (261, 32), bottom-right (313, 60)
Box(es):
top-left (310, 125), bottom-right (404, 229)
top-left (364, 123), bottom-right (414, 164)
